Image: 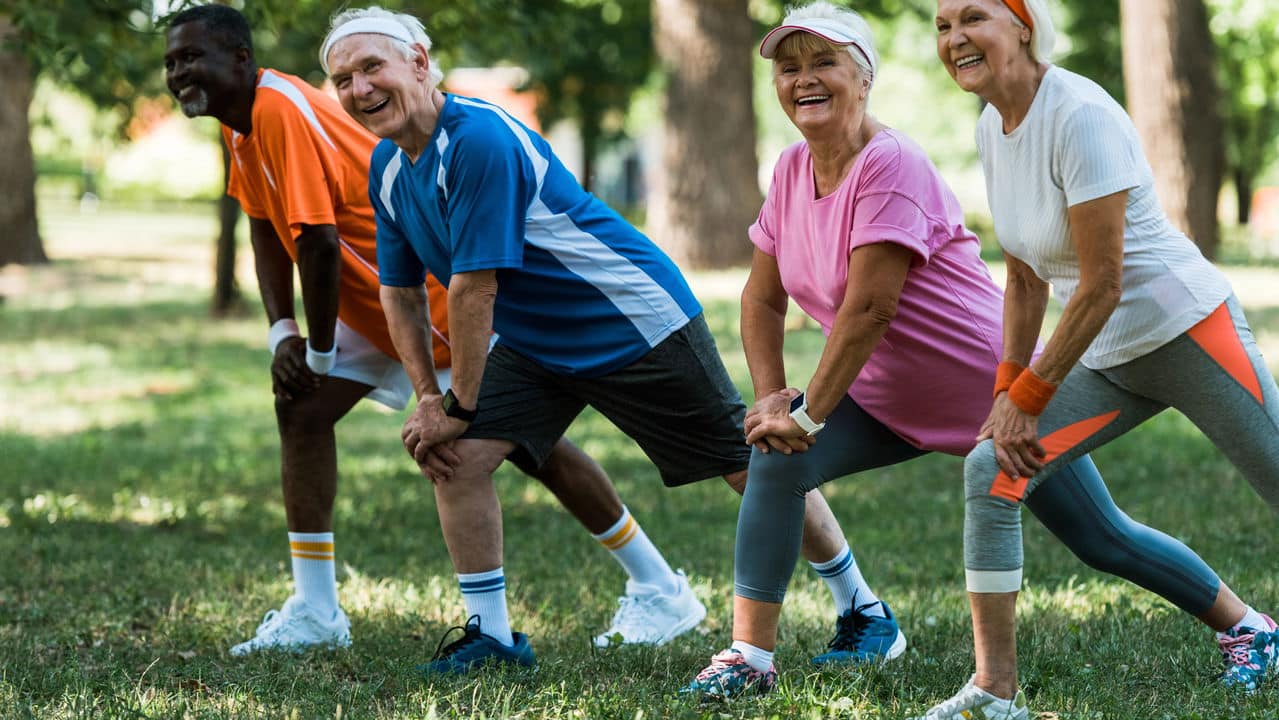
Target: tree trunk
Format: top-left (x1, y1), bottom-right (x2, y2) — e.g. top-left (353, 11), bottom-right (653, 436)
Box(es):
top-left (650, 0), bottom-right (757, 269)
top-left (212, 141), bottom-right (242, 315)
top-left (0, 17), bottom-right (46, 267)
top-left (1235, 168), bottom-right (1252, 226)
top-left (1121, 0), bottom-right (1223, 259)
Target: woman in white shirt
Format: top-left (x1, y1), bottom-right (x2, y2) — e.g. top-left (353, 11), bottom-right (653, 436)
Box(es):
top-left (915, 1), bottom-right (1279, 718)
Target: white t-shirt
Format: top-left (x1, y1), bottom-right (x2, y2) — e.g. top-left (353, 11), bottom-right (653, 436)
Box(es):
top-left (977, 66), bottom-right (1231, 369)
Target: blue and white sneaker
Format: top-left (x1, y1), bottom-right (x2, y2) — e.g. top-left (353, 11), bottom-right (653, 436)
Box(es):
top-left (811, 599), bottom-right (907, 666)
top-left (681, 649), bottom-right (777, 700)
top-left (417, 615), bottom-right (535, 676)
top-left (1219, 614), bottom-right (1278, 693)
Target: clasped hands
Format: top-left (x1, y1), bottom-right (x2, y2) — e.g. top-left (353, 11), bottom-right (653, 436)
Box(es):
top-left (401, 394), bottom-right (469, 483)
top-left (979, 393), bottom-right (1046, 479)
top-left (744, 388), bottom-right (816, 455)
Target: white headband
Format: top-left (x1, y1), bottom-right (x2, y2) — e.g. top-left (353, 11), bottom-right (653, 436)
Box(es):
top-left (320, 17), bottom-right (415, 74)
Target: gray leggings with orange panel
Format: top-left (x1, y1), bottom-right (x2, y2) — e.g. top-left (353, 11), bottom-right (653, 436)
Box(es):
top-left (964, 295), bottom-right (1279, 610)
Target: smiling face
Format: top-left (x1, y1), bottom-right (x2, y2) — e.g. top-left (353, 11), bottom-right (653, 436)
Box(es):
top-left (772, 33), bottom-right (869, 141)
top-left (934, 0), bottom-right (1031, 96)
top-left (327, 34), bottom-right (433, 144)
top-left (164, 21), bottom-right (249, 120)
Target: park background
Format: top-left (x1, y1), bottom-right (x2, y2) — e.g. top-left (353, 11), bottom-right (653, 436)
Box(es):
top-left (3, 1), bottom-right (1279, 718)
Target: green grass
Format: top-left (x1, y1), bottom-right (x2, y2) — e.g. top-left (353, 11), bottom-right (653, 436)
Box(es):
top-left (3, 201), bottom-right (1279, 719)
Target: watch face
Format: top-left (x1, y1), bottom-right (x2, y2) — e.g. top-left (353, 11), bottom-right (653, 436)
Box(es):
top-left (789, 393), bottom-right (805, 413)
top-left (442, 390), bottom-right (457, 414)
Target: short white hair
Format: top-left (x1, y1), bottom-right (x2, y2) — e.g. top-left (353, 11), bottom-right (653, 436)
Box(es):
top-left (780, 1), bottom-right (878, 88)
top-left (322, 6), bottom-right (444, 86)
top-left (1016, 0), bottom-right (1056, 63)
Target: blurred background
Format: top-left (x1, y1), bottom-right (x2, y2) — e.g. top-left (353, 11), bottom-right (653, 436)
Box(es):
top-left (2, 0), bottom-right (1277, 312)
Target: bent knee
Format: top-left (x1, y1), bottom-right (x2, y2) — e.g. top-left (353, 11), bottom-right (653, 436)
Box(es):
top-left (274, 393), bottom-right (340, 435)
top-left (746, 449), bottom-right (821, 497)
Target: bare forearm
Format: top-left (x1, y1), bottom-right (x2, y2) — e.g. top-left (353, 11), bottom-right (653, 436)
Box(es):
top-left (740, 295), bottom-right (789, 399)
top-left (804, 303), bottom-right (893, 421)
top-left (446, 271), bottom-right (498, 408)
top-left (1033, 282), bottom-right (1120, 383)
top-left (1001, 263), bottom-right (1048, 368)
top-left (380, 284), bottom-right (441, 398)
top-left (295, 224), bottom-right (341, 351)
top-left (249, 217), bottom-right (294, 324)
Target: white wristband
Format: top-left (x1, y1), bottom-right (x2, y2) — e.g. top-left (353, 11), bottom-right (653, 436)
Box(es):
top-left (267, 318), bottom-right (300, 355)
top-left (306, 342), bottom-right (337, 375)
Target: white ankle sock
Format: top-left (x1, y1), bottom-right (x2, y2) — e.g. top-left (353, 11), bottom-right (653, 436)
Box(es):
top-left (458, 568), bottom-right (514, 647)
top-left (1221, 606), bottom-right (1271, 638)
top-left (593, 506), bottom-right (680, 595)
top-left (730, 639), bottom-right (774, 672)
top-left (810, 543), bottom-right (883, 617)
top-left (289, 532), bottom-right (339, 617)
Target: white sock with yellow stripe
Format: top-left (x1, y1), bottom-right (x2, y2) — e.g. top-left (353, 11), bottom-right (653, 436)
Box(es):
top-left (289, 531), bottom-right (339, 617)
top-left (592, 506), bottom-right (679, 595)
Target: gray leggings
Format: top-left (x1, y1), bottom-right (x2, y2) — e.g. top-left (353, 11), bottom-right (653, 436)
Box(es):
top-left (965, 296), bottom-right (1279, 601)
top-left (734, 395), bottom-right (1221, 615)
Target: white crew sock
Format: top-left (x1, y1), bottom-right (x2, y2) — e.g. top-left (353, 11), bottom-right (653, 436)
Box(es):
top-left (592, 506), bottom-right (680, 595)
top-left (289, 532), bottom-right (339, 618)
top-left (458, 568), bottom-right (514, 647)
top-left (810, 543), bottom-right (884, 617)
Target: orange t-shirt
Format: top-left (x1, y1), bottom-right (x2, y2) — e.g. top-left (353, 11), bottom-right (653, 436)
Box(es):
top-left (224, 68), bottom-right (451, 369)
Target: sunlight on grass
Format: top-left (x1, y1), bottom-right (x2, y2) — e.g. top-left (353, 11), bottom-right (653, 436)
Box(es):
top-left (6, 203), bottom-right (1279, 717)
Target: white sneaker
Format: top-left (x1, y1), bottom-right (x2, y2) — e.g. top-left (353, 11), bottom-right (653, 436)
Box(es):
top-left (910, 675), bottom-right (1029, 720)
top-left (593, 570), bottom-right (706, 648)
top-left (229, 595), bottom-right (352, 656)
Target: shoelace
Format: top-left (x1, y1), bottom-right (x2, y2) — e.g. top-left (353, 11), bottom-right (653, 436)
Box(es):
top-left (694, 650), bottom-right (747, 682)
top-left (827, 596), bottom-right (882, 650)
top-left (430, 614), bottom-right (486, 661)
top-left (1220, 630), bottom-right (1259, 668)
top-left (924, 678), bottom-right (986, 718)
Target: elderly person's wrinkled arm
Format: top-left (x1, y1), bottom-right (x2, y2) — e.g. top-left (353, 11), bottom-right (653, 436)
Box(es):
top-left (980, 190), bottom-right (1127, 478)
top-left (743, 242), bottom-right (913, 448)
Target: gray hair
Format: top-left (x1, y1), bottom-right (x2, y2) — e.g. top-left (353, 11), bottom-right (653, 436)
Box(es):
top-left (1014, 0), bottom-right (1056, 63)
top-left (780, 1), bottom-right (878, 89)
top-left (321, 6), bottom-right (444, 86)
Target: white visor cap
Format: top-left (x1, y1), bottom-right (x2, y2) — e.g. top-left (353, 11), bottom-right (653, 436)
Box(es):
top-left (758, 17), bottom-right (876, 78)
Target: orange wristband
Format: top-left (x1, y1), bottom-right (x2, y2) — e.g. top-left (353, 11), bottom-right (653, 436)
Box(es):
top-left (1007, 368), bottom-right (1057, 416)
top-left (993, 360), bottom-right (1026, 398)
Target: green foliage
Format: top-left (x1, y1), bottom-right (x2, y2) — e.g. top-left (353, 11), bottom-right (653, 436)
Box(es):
top-left (1209, 0), bottom-right (1279, 195)
top-left (1058, 0), bottom-right (1124, 103)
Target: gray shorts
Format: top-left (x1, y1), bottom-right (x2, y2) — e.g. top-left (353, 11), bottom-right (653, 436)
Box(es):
top-left (461, 314), bottom-right (751, 486)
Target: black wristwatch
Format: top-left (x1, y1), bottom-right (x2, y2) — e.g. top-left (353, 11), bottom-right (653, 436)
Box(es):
top-left (441, 388), bottom-right (478, 422)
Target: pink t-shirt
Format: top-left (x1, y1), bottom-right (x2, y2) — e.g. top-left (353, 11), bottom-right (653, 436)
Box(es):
top-left (749, 129), bottom-right (1008, 456)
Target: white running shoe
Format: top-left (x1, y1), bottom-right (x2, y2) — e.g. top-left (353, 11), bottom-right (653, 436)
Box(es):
top-left (593, 570), bottom-right (706, 648)
top-left (229, 595), bottom-right (352, 656)
top-left (910, 675), bottom-right (1029, 720)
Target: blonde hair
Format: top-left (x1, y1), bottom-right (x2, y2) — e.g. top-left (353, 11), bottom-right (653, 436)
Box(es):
top-left (322, 6), bottom-right (444, 86)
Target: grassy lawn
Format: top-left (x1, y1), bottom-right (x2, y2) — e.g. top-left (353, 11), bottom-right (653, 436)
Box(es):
top-left (3, 200), bottom-right (1279, 719)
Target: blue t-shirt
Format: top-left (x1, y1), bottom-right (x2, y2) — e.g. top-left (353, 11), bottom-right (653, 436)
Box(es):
top-left (370, 94), bottom-right (701, 376)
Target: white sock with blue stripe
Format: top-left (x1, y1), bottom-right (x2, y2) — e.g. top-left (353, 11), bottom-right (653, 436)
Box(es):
top-left (458, 568), bottom-right (514, 647)
top-left (810, 543), bottom-right (884, 617)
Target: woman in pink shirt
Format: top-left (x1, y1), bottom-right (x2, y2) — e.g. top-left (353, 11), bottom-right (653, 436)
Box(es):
top-left (683, 1), bottom-right (1252, 703)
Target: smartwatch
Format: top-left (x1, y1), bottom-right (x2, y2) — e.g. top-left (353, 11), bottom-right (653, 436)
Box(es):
top-left (789, 392), bottom-right (826, 436)
top-left (441, 388), bottom-right (478, 423)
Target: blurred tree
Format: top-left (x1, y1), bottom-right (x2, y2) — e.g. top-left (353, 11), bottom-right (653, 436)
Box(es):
top-left (1210, 0), bottom-right (1279, 224)
top-left (650, 0), bottom-right (758, 269)
top-left (508, 0), bottom-right (652, 192)
top-left (1122, 0), bottom-right (1223, 258)
top-left (0, 15), bottom-right (44, 266)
